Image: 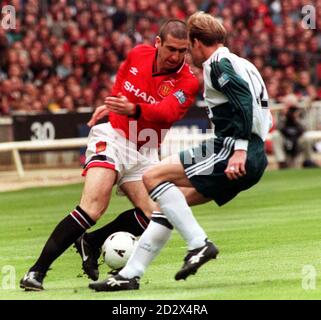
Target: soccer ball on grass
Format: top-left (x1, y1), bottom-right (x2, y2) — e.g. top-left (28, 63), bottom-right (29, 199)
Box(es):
top-left (102, 231), bottom-right (137, 270)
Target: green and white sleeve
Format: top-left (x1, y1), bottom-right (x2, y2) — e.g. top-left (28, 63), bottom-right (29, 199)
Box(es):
top-left (210, 58), bottom-right (253, 151)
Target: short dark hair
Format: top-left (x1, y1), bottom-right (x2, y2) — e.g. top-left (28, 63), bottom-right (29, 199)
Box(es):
top-left (159, 19), bottom-right (187, 42)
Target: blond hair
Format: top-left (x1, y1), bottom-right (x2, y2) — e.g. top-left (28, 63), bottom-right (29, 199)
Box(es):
top-left (187, 12), bottom-right (226, 46)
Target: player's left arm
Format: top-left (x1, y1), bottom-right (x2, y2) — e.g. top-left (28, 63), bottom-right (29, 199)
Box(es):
top-left (210, 58), bottom-right (253, 180)
top-left (136, 77), bottom-right (199, 123)
top-left (211, 57), bottom-right (253, 149)
top-left (104, 77), bottom-right (199, 123)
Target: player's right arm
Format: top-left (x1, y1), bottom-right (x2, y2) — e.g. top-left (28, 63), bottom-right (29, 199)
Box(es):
top-left (87, 105), bottom-right (109, 127)
top-left (111, 56), bottom-right (131, 96)
top-left (87, 51), bottom-right (133, 126)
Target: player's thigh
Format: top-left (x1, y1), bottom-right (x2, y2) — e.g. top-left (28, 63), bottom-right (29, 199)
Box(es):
top-left (160, 154), bottom-right (181, 165)
top-left (180, 187), bottom-right (211, 206)
top-left (145, 154), bottom-right (210, 205)
top-left (143, 154), bottom-right (193, 190)
top-left (120, 180), bottom-right (157, 217)
top-left (80, 167), bottom-right (117, 220)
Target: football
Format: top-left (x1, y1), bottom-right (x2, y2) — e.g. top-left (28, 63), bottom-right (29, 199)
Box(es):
top-left (102, 231), bottom-right (137, 270)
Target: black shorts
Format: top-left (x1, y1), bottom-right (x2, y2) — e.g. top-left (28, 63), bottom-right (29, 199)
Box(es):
top-left (179, 135), bottom-right (268, 206)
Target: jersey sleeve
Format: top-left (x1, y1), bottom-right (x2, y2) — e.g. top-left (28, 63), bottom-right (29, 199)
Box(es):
top-left (138, 77), bottom-right (199, 124)
top-left (111, 52), bottom-right (132, 96)
top-left (210, 58), bottom-right (253, 150)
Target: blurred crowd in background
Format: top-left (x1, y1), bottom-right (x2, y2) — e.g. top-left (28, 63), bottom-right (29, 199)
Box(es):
top-left (0, 0), bottom-right (321, 115)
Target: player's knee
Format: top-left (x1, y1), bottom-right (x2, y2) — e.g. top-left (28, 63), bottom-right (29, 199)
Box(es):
top-left (80, 196), bottom-right (107, 221)
top-left (143, 167), bottom-right (160, 191)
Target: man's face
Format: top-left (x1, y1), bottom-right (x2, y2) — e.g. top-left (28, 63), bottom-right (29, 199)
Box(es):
top-left (156, 34), bottom-right (188, 72)
top-left (189, 39), bottom-right (205, 68)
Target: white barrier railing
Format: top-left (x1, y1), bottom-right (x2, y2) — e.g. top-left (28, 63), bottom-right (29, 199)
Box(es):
top-left (0, 138), bottom-right (88, 178)
top-left (1, 129), bottom-right (321, 178)
top-left (161, 127), bottom-right (214, 158)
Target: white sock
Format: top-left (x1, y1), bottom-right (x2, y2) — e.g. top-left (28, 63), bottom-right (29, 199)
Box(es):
top-left (119, 218), bottom-right (172, 279)
top-left (151, 183), bottom-right (207, 250)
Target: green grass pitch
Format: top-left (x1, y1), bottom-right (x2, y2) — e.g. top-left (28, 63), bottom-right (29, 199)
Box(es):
top-left (1, 169), bottom-right (321, 300)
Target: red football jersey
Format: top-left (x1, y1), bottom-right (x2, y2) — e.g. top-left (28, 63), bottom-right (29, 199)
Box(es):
top-left (109, 44), bottom-right (199, 148)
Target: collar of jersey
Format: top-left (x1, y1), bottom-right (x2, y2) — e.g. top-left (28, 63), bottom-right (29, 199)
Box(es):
top-left (203, 46), bottom-right (230, 67)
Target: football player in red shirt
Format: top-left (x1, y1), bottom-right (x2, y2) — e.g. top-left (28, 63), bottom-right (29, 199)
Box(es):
top-left (20, 19), bottom-right (199, 291)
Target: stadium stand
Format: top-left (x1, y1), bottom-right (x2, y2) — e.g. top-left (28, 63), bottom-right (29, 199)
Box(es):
top-left (0, 0), bottom-right (320, 115)
top-left (0, 0), bottom-right (320, 171)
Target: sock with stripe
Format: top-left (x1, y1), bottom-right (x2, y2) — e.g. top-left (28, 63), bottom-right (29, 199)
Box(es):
top-left (120, 212), bottom-right (173, 279)
top-left (85, 208), bottom-right (150, 249)
top-left (150, 182), bottom-right (207, 250)
top-left (29, 206), bottom-right (95, 274)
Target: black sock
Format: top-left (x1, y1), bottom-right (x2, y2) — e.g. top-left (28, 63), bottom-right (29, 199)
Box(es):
top-left (86, 207), bottom-right (149, 249)
top-left (29, 206), bottom-right (95, 274)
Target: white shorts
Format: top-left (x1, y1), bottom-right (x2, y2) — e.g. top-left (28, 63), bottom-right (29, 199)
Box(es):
top-left (83, 123), bottom-right (160, 188)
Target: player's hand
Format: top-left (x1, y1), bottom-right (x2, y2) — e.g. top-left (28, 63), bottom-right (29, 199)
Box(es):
top-left (225, 150), bottom-right (247, 180)
top-left (87, 105), bottom-right (110, 127)
top-left (104, 95), bottom-right (135, 116)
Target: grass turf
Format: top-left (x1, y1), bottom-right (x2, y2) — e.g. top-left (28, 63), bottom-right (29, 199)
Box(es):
top-left (0, 168), bottom-right (321, 300)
